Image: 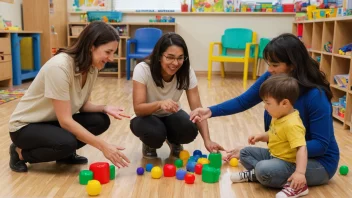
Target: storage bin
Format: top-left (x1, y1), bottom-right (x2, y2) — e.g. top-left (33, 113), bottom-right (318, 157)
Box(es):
top-left (87, 11), bottom-right (123, 23)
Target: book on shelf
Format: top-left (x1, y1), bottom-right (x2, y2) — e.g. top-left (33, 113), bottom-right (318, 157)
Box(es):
top-left (334, 74), bottom-right (348, 88)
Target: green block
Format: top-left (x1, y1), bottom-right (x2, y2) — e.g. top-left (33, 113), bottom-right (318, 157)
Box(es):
top-left (339, 165), bottom-right (349, 175)
top-left (175, 159), bottom-right (183, 168)
top-left (110, 165), bottom-right (116, 180)
top-left (208, 152), bottom-right (222, 169)
top-left (201, 164), bottom-right (220, 183)
top-left (79, 170), bottom-right (93, 185)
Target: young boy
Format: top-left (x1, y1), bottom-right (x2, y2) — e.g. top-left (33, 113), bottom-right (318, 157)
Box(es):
top-left (230, 74), bottom-right (309, 198)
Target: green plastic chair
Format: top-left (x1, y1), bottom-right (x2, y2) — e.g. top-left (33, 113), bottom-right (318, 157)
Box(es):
top-left (258, 38), bottom-right (271, 59)
top-left (208, 28), bottom-right (259, 89)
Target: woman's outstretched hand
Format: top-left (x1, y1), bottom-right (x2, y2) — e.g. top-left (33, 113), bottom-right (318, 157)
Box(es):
top-left (223, 146), bottom-right (245, 162)
top-left (101, 143), bottom-right (130, 168)
top-left (104, 105), bottom-right (130, 120)
top-left (204, 140), bottom-right (225, 153)
top-left (189, 107), bottom-right (212, 123)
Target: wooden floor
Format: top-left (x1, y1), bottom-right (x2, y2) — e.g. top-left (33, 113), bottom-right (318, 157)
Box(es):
top-left (0, 75), bottom-right (351, 198)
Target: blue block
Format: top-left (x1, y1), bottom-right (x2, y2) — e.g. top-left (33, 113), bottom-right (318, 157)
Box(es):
top-left (146, 163), bottom-right (153, 172)
top-left (136, 167), bottom-right (144, 175)
top-left (176, 169), bottom-right (187, 180)
top-left (186, 161), bottom-right (197, 172)
top-left (201, 154), bottom-right (207, 158)
top-left (188, 156), bottom-right (196, 162)
top-left (193, 155), bottom-right (200, 162)
top-left (193, 150), bottom-right (202, 156)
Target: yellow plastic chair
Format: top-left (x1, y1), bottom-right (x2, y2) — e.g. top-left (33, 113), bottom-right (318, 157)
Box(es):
top-left (208, 28), bottom-right (259, 89)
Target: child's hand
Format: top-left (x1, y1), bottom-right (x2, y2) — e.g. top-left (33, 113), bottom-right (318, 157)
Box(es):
top-left (248, 135), bottom-right (256, 145)
top-left (287, 171), bottom-right (307, 190)
top-left (248, 135), bottom-right (261, 145)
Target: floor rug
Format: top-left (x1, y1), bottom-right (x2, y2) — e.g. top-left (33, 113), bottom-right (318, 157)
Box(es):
top-left (0, 89), bottom-right (26, 105)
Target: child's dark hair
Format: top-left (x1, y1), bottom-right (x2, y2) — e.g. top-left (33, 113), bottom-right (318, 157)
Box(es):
top-left (263, 33), bottom-right (332, 101)
top-left (259, 74), bottom-right (300, 105)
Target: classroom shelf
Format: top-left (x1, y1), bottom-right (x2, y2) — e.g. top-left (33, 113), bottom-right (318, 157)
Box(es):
top-left (293, 16), bottom-right (352, 129)
top-left (69, 11), bottom-right (296, 16)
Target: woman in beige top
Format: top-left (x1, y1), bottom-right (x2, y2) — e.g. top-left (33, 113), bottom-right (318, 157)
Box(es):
top-left (9, 21), bottom-right (130, 172)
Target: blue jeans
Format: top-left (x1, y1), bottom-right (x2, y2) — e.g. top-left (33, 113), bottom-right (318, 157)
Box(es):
top-left (240, 147), bottom-right (330, 188)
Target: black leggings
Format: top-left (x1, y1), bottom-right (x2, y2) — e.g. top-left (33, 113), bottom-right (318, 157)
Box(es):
top-left (9, 112), bottom-right (110, 163)
top-left (130, 110), bottom-right (198, 148)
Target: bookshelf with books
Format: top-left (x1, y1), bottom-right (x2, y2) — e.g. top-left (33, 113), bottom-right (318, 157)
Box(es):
top-left (293, 17), bottom-right (352, 130)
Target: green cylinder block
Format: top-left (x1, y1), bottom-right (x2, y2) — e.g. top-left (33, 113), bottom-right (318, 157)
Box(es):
top-left (208, 152), bottom-right (222, 169)
top-left (201, 164), bottom-right (220, 183)
top-left (110, 165), bottom-right (116, 180)
top-left (79, 170), bottom-right (93, 185)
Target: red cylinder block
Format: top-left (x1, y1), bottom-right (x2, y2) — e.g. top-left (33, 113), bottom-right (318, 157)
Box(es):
top-left (89, 162), bottom-right (110, 184)
top-left (195, 164), bottom-right (203, 175)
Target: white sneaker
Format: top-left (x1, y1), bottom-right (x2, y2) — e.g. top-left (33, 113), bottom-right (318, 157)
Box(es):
top-left (230, 169), bottom-right (255, 183)
top-left (276, 183), bottom-right (309, 198)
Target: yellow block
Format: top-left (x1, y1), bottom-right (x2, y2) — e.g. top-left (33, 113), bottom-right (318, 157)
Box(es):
top-left (20, 38), bottom-right (34, 70)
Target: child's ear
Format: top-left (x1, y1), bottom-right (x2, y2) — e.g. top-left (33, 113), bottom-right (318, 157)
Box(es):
top-left (281, 99), bottom-right (290, 107)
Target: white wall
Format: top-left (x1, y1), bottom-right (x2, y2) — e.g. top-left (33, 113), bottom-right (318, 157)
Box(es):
top-left (123, 14), bottom-right (294, 72)
top-left (0, 0), bottom-right (23, 28)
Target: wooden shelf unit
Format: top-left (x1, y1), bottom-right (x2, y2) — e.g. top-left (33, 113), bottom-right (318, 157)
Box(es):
top-left (23, 0), bottom-right (67, 65)
top-left (293, 17), bottom-right (352, 129)
top-left (67, 22), bottom-right (177, 78)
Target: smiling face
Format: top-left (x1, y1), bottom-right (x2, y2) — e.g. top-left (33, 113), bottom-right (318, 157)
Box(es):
top-left (91, 41), bottom-right (118, 70)
top-left (265, 61), bottom-right (292, 75)
top-left (160, 45), bottom-right (186, 81)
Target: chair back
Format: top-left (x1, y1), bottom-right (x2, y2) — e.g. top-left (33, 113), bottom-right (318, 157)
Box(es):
top-left (134, 28), bottom-right (163, 54)
top-left (258, 38), bottom-right (271, 59)
top-left (221, 28), bottom-right (253, 52)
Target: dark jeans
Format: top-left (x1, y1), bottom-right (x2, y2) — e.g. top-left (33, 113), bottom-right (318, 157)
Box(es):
top-left (10, 112), bottom-right (110, 163)
top-left (240, 147), bottom-right (330, 188)
top-left (130, 110), bottom-right (198, 148)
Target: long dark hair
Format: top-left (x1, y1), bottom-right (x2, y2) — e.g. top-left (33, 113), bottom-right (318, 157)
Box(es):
top-left (263, 33), bottom-right (332, 101)
top-left (56, 21), bottom-right (120, 73)
top-left (146, 33), bottom-right (190, 90)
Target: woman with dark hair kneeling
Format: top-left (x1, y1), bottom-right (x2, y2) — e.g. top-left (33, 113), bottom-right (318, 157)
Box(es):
top-left (130, 33), bottom-right (224, 159)
top-left (190, 33), bottom-right (340, 191)
top-left (9, 21), bottom-right (130, 172)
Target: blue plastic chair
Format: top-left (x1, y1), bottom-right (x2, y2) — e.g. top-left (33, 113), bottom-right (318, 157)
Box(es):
top-left (126, 28), bottom-right (163, 80)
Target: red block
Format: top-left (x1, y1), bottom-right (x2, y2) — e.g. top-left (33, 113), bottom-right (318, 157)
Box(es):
top-left (185, 173), bottom-right (195, 184)
top-left (89, 162), bottom-right (110, 184)
top-left (195, 164), bottom-right (203, 175)
top-left (163, 164), bottom-right (176, 177)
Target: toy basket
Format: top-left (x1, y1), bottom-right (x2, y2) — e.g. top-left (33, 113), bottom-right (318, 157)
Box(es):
top-left (87, 11), bottom-right (123, 23)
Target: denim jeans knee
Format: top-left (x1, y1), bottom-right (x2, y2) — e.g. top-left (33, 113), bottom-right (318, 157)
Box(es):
top-left (254, 158), bottom-right (296, 188)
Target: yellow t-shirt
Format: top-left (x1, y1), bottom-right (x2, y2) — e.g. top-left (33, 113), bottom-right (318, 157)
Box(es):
top-left (9, 53), bottom-right (98, 132)
top-left (268, 110), bottom-right (306, 163)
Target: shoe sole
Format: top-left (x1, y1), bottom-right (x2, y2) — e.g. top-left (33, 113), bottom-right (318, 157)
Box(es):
top-left (9, 165), bottom-right (28, 172)
top-left (276, 188), bottom-right (309, 198)
top-left (142, 155), bottom-right (158, 159)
